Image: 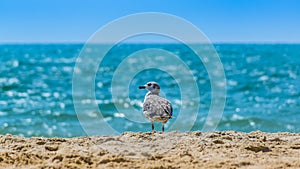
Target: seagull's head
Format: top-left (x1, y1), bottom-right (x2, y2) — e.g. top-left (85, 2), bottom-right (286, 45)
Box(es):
top-left (139, 81), bottom-right (160, 95)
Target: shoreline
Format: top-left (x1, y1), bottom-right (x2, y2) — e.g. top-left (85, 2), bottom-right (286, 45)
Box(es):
top-left (1, 131), bottom-right (299, 168)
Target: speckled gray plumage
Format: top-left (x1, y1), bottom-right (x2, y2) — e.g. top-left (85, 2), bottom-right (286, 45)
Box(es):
top-left (142, 93), bottom-right (173, 123)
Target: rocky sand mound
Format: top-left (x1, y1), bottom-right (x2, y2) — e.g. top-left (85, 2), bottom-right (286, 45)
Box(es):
top-left (0, 131), bottom-right (299, 168)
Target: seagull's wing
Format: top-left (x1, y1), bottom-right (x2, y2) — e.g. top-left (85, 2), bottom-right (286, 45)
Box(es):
top-left (142, 95), bottom-right (173, 123)
top-left (160, 98), bottom-right (172, 118)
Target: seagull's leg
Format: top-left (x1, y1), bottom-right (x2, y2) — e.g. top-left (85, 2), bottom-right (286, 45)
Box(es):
top-left (152, 122), bottom-right (154, 132)
top-left (162, 123), bottom-right (165, 132)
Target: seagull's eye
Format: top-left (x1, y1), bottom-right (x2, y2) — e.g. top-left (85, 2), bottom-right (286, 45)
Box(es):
top-left (147, 83), bottom-right (151, 86)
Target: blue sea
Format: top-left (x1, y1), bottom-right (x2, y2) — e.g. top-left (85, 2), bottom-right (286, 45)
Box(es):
top-left (0, 44), bottom-right (299, 137)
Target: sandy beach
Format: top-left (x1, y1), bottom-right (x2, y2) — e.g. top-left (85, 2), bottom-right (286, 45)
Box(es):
top-left (0, 131), bottom-right (299, 168)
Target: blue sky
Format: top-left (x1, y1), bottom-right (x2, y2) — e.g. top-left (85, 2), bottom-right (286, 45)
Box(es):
top-left (0, 0), bottom-right (299, 43)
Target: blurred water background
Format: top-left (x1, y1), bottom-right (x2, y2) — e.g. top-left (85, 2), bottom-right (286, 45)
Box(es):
top-left (0, 44), bottom-right (299, 137)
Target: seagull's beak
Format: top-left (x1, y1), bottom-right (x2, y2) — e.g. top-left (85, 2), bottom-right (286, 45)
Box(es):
top-left (139, 85), bottom-right (146, 89)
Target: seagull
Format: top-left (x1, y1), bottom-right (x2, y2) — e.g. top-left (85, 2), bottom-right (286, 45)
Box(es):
top-left (139, 81), bottom-right (173, 132)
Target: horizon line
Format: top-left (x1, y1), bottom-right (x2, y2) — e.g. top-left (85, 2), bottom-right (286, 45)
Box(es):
top-left (1, 41), bottom-right (300, 45)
